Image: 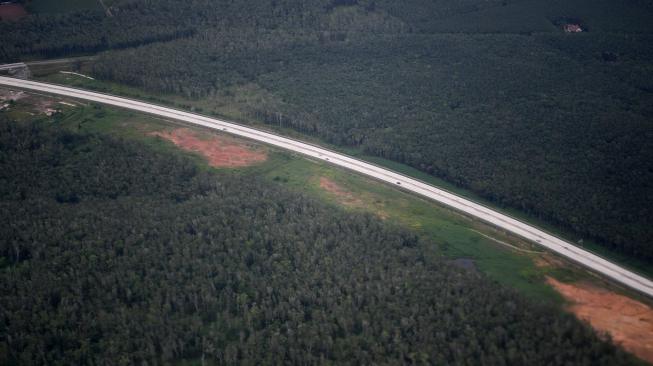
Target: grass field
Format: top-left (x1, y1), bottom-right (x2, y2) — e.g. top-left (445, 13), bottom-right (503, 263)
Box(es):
top-left (28, 0), bottom-right (101, 14)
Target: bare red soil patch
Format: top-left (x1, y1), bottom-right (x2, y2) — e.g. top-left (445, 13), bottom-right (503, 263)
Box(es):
top-left (151, 128), bottom-right (267, 168)
top-left (547, 277), bottom-right (653, 363)
top-left (0, 4), bottom-right (27, 21)
top-left (319, 177), bottom-right (364, 207)
top-left (318, 177), bottom-right (390, 219)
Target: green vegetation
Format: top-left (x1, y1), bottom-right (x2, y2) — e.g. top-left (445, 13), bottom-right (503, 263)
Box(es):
top-left (6, 91), bottom-right (592, 298)
top-left (2, 1), bottom-right (653, 363)
top-left (249, 155), bottom-right (561, 301)
top-left (36, 99), bottom-right (571, 302)
top-left (0, 114), bottom-right (636, 365)
top-left (33, 64), bottom-right (653, 280)
top-left (354, 154), bottom-right (653, 279)
top-left (2, 0), bottom-right (651, 266)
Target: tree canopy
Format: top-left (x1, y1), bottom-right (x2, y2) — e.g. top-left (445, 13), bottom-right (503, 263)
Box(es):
top-left (0, 118), bottom-right (633, 365)
top-left (2, 0), bottom-right (652, 261)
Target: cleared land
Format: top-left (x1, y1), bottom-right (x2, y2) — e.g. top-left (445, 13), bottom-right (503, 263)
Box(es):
top-left (0, 4), bottom-right (27, 21)
top-left (150, 128), bottom-right (267, 168)
top-left (319, 177), bottom-right (367, 211)
top-left (548, 277), bottom-right (653, 364)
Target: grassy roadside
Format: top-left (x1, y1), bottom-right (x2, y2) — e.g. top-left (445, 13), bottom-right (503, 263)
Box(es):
top-left (32, 69), bottom-right (653, 281)
top-left (351, 153), bottom-right (653, 280)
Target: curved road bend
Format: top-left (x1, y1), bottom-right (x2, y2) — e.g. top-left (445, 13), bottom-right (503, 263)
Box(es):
top-left (1, 76), bottom-right (652, 298)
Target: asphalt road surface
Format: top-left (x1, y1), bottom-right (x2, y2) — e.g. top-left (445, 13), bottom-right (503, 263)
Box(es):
top-left (1, 75), bottom-right (652, 298)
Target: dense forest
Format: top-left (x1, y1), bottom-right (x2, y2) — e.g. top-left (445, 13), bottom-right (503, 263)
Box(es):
top-left (1, 1), bottom-right (652, 262)
top-left (0, 117), bottom-right (634, 365)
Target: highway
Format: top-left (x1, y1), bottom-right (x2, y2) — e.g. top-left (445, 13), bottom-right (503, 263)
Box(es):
top-left (1, 75), bottom-right (652, 298)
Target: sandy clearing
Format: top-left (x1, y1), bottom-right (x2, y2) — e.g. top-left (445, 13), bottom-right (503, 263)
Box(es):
top-left (150, 128), bottom-right (267, 168)
top-left (547, 277), bottom-right (653, 363)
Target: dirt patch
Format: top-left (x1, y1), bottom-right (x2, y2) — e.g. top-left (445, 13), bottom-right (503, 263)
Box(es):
top-left (319, 177), bottom-right (365, 206)
top-left (31, 97), bottom-right (58, 116)
top-left (0, 4), bottom-right (27, 21)
top-left (547, 277), bottom-right (653, 363)
top-left (317, 177), bottom-right (389, 219)
top-left (0, 89), bottom-right (27, 103)
top-left (150, 128), bottom-right (267, 168)
top-left (0, 88), bottom-right (60, 115)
